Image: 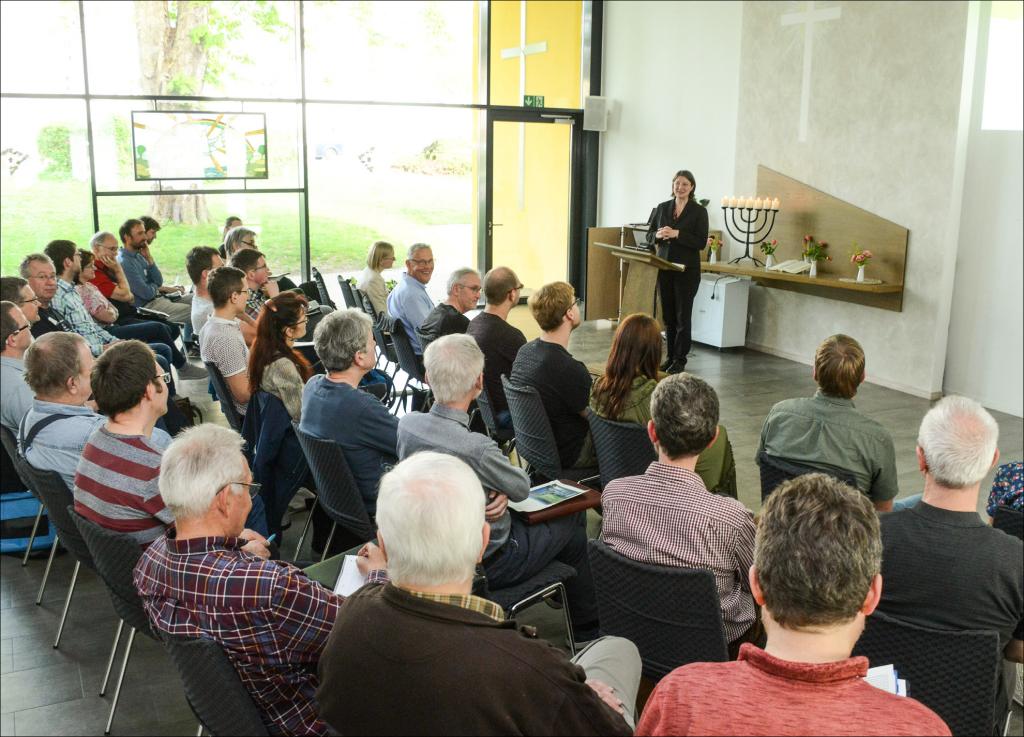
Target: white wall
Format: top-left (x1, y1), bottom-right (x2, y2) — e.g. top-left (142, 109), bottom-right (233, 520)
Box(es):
top-left (597, 1), bottom-right (743, 234)
top-left (943, 2), bottom-right (1024, 417)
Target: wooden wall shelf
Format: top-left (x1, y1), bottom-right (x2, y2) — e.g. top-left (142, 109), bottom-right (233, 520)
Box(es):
top-left (701, 262), bottom-right (902, 293)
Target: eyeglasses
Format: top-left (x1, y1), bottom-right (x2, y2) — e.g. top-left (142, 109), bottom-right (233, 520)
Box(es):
top-left (30, 273), bottom-right (57, 282)
top-left (152, 371), bottom-right (171, 385)
top-left (253, 264), bottom-right (269, 272)
top-left (458, 283), bottom-right (482, 293)
top-left (240, 240), bottom-right (256, 248)
top-left (8, 324), bottom-right (30, 338)
top-left (409, 258), bottom-right (434, 266)
top-left (18, 296), bottom-right (41, 306)
top-left (232, 480), bottom-right (262, 499)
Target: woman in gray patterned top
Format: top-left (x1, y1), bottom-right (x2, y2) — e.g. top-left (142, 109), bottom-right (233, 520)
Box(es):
top-left (247, 291), bottom-right (312, 420)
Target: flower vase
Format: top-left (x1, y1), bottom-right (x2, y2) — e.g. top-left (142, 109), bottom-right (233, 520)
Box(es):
top-left (709, 250), bottom-right (718, 265)
top-left (856, 265), bottom-right (866, 282)
top-left (809, 260), bottom-right (818, 278)
top-left (765, 254), bottom-right (775, 269)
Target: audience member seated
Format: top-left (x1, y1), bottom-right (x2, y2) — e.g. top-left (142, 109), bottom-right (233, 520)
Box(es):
top-left (117, 218), bottom-right (193, 324)
top-left (601, 372), bottom-right (758, 654)
top-left (18, 332), bottom-right (105, 491)
top-left (757, 334), bottom-right (898, 512)
top-left (509, 281), bottom-right (595, 469)
top-left (1, 301), bottom-right (34, 431)
top-left (199, 266), bottom-right (252, 417)
top-left (988, 461), bottom-right (1023, 516)
top-left (637, 474), bottom-right (951, 736)
top-left (300, 309), bottom-right (398, 515)
top-left (248, 292), bottom-right (312, 422)
top-left (398, 334), bottom-right (601, 640)
top-left (0, 277), bottom-right (41, 327)
top-left (185, 246), bottom-right (223, 334)
top-left (231, 247), bottom-right (281, 322)
top-left (222, 224), bottom-right (257, 259)
top-left (590, 313), bottom-right (736, 496)
top-left (356, 240), bottom-right (395, 317)
top-left (415, 267), bottom-right (480, 352)
top-left (466, 266), bottom-right (525, 430)
top-left (386, 242), bottom-right (435, 356)
top-left (317, 451), bottom-right (640, 735)
top-left (75, 249), bottom-right (120, 325)
top-left (878, 396), bottom-right (1023, 723)
top-left (21, 253), bottom-right (73, 338)
top-left (218, 216), bottom-right (243, 259)
top-left (88, 231), bottom-right (136, 318)
top-left (73, 340), bottom-right (172, 547)
top-left (134, 424), bottom-right (385, 737)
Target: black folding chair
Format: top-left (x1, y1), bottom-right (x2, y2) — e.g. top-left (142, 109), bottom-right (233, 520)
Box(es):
top-left (475, 384), bottom-right (515, 452)
top-left (485, 561), bottom-right (577, 655)
top-left (337, 275), bottom-right (358, 309)
top-left (853, 610), bottom-right (1004, 736)
top-left (588, 539), bottom-right (728, 680)
top-left (757, 450), bottom-right (857, 501)
top-left (204, 361), bottom-right (244, 432)
top-left (70, 508), bottom-right (158, 736)
top-left (389, 321), bottom-right (431, 413)
top-left (162, 635), bottom-right (270, 737)
top-left (992, 504), bottom-right (1023, 541)
top-left (1, 425), bottom-right (52, 566)
top-left (293, 423), bottom-right (376, 561)
top-left (310, 266), bottom-right (336, 310)
top-left (588, 413), bottom-right (656, 489)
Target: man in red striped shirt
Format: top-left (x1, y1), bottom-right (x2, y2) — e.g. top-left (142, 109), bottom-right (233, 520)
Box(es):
top-left (73, 340), bottom-right (173, 547)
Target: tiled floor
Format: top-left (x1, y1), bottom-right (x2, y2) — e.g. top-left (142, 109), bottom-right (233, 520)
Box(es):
top-left (1, 323), bottom-right (1021, 735)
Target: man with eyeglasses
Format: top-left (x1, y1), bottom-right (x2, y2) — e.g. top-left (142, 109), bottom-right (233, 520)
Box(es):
top-left (199, 266), bottom-right (253, 417)
top-left (117, 218), bottom-right (193, 325)
top-left (387, 243), bottom-right (436, 356)
top-left (0, 301), bottom-right (35, 432)
top-left (416, 267), bottom-right (481, 353)
top-left (229, 247), bottom-right (278, 321)
top-left (467, 266), bottom-right (527, 430)
top-left (0, 276), bottom-right (42, 327)
top-left (134, 423), bottom-right (383, 736)
top-left (19, 254), bottom-right (72, 339)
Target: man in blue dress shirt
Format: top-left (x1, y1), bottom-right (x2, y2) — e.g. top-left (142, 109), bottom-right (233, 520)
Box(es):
top-left (386, 243), bottom-right (435, 356)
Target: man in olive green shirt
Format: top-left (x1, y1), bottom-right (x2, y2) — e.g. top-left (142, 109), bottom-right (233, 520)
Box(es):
top-left (756, 335), bottom-right (898, 511)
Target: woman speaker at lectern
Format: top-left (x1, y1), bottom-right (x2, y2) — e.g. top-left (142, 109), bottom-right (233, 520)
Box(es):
top-left (646, 169), bottom-right (709, 374)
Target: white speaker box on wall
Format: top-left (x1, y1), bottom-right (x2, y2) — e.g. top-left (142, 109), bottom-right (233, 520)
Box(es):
top-left (583, 96), bottom-right (609, 132)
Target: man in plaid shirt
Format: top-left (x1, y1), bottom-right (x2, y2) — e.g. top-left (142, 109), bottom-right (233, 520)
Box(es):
top-left (134, 424), bottom-right (386, 736)
top-left (600, 373), bottom-right (759, 655)
top-left (229, 248), bottom-right (278, 321)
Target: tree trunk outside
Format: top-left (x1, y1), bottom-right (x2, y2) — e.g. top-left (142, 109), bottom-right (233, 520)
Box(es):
top-left (136, 0), bottom-right (211, 226)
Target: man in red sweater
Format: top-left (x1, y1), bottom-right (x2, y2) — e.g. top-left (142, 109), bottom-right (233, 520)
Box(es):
top-left (637, 474), bottom-right (950, 737)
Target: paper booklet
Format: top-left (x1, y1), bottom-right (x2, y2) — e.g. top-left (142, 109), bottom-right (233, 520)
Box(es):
top-left (865, 664), bottom-right (907, 696)
top-left (509, 481), bottom-right (587, 514)
top-left (333, 555), bottom-right (368, 596)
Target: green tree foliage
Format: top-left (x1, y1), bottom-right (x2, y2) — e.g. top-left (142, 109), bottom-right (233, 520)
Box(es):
top-left (37, 124), bottom-right (72, 180)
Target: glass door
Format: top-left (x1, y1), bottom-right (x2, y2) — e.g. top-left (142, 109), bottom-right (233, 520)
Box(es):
top-left (485, 110), bottom-right (581, 290)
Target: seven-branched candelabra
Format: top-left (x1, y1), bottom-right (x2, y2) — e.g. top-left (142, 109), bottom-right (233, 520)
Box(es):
top-left (721, 204), bottom-right (779, 267)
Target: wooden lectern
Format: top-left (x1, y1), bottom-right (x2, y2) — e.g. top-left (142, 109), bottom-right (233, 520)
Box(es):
top-left (586, 226), bottom-right (684, 323)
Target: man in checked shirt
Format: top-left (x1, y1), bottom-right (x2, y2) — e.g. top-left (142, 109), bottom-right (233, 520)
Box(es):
top-left (133, 424), bottom-right (387, 737)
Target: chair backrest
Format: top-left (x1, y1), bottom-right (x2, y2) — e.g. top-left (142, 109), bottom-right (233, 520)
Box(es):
top-left (501, 375), bottom-right (562, 480)
top-left (204, 361), bottom-right (244, 432)
top-left (389, 320), bottom-right (425, 382)
top-left (17, 463), bottom-right (93, 568)
top-left (68, 506), bottom-right (153, 633)
top-left (0, 424), bottom-right (29, 492)
top-left (588, 539), bottom-right (728, 680)
top-left (162, 635), bottom-right (270, 737)
top-left (292, 423), bottom-right (375, 543)
top-left (357, 286), bottom-right (380, 321)
top-left (588, 413), bottom-right (656, 489)
top-left (310, 267), bottom-right (336, 310)
top-left (758, 450), bottom-right (857, 501)
top-left (474, 384), bottom-right (502, 438)
top-left (852, 610), bottom-right (1001, 736)
top-left (992, 504), bottom-right (1023, 540)
top-left (371, 317), bottom-right (399, 365)
top-left (336, 275), bottom-right (357, 309)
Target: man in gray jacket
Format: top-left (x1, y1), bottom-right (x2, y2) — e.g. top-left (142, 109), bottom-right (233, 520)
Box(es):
top-left (397, 334), bottom-right (599, 640)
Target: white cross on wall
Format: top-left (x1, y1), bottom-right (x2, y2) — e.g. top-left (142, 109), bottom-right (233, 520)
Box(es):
top-left (500, 0), bottom-right (548, 209)
top-left (781, 0), bottom-right (842, 142)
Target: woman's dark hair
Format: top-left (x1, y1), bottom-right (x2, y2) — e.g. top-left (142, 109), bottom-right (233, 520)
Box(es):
top-left (591, 313), bottom-right (662, 421)
top-left (74, 249), bottom-right (94, 285)
top-left (671, 169), bottom-right (697, 201)
top-left (248, 291), bottom-right (312, 394)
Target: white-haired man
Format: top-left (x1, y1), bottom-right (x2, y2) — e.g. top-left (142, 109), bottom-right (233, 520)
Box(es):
top-left (878, 396), bottom-right (1022, 725)
top-left (416, 267), bottom-right (480, 352)
top-left (133, 424), bottom-right (387, 737)
top-left (386, 242), bottom-right (435, 355)
top-left (397, 334), bottom-right (600, 641)
top-left (317, 452), bottom-right (640, 735)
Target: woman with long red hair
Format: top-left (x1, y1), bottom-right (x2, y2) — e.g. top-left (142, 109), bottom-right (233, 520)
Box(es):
top-left (590, 312), bottom-right (738, 497)
top-left (247, 291), bottom-right (312, 421)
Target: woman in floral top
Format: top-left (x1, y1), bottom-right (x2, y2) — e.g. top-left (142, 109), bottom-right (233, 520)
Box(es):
top-left (75, 249), bottom-right (119, 324)
top-left (987, 460), bottom-right (1023, 516)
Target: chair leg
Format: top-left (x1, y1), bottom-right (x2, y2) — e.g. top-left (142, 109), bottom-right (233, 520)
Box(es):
top-left (321, 521), bottom-right (337, 563)
top-left (293, 498), bottom-right (318, 560)
top-left (196, 724), bottom-right (204, 737)
top-left (53, 560), bottom-right (80, 649)
top-left (556, 583), bottom-right (576, 656)
top-left (36, 533), bottom-right (60, 605)
top-left (100, 620), bottom-right (125, 696)
top-left (21, 505), bottom-right (45, 566)
top-left (104, 626), bottom-right (136, 736)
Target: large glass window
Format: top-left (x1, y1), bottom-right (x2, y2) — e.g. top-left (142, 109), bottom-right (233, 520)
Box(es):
top-left (1, 1), bottom-right (84, 94)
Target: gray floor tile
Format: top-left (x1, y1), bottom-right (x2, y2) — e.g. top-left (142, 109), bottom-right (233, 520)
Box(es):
top-left (0, 712), bottom-right (12, 736)
top-left (0, 662), bottom-right (82, 714)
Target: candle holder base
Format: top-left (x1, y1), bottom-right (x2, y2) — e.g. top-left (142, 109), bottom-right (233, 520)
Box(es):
top-left (729, 254), bottom-right (765, 268)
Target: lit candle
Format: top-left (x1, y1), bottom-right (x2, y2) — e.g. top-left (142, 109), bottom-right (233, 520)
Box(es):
top-left (721, 196), bottom-right (728, 207)
top-left (745, 197), bottom-right (755, 208)
top-left (754, 197), bottom-right (763, 210)
top-left (729, 196), bottom-right (738, 207)
top-left (772, 198), bottom-right (780, 210)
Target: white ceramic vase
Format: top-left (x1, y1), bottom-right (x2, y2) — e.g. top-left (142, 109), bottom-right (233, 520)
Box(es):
top-left (809, 260), bottom-right (818, 278)
top-left (856, 265), bottom-right (866, 282)
top-left (709, 250), bottom-right (718, 264)
top-left (765, 254), bottom-right (775, 269)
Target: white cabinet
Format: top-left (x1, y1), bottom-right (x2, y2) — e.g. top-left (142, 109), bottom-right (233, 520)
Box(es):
top-left (691, 274), bottom-right (750, 348)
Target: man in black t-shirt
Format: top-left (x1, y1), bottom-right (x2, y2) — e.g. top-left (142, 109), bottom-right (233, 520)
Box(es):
top-left (878, 396), bottom-right (1022, 724)
top-left (416, 267), bottom-right (480, 353)
top-left (510, 281), bottom-right (595, 470)
top-left (466, 267), bottom-right (526, 429)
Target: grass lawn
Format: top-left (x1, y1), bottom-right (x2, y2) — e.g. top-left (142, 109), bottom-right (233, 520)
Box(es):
top-left (2, 164), bottom-right (473, 285)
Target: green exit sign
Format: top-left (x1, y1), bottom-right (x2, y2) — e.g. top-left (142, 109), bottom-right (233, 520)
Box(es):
top-left (523, 95), bottom-right (545, 108)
